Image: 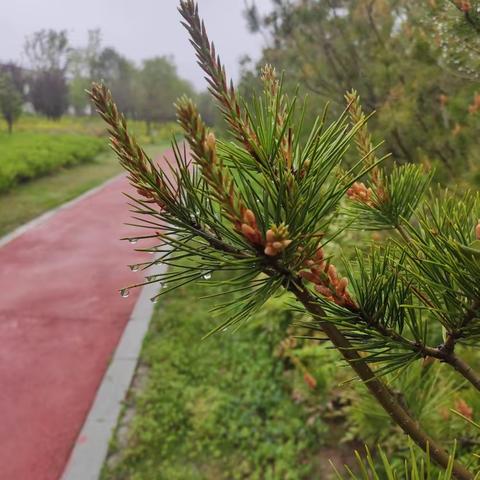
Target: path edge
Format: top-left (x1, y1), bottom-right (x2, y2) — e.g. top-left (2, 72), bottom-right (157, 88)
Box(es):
top-left (60, 260), bottom-right (166, 480)
top-left (0, 173), bottom-right (123, 249)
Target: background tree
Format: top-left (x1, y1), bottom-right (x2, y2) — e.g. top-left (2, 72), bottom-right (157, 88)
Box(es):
top-left (0, 72), bottom-right (22, 133)
top-left (196, 90), bottom-right (219, 126)
top-left (25, 29), bottom-right (70, 119)
top-left (94, 47), bottom-right (137, 118)
top-left (242, 0), bottom-right (480, 183)
top-left (136, 56), bottom-right (193, 134)
top-left (0, 62), bottom-right (26, 98)
top-left (68, 29), bottom-right (103, 115)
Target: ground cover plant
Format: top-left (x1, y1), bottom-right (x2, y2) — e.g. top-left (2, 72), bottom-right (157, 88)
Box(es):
top-left (91, 0), bottom-right (480, 477)
top-left (102, 267), bottom-right (480, 479)
top-left (0, 131), bottom-right (104, 192)
top-left (102, 276), bottom-right (336, 480)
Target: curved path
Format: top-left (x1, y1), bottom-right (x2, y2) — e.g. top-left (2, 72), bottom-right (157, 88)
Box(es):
top-left (0, 149), bottom-right (171, 480)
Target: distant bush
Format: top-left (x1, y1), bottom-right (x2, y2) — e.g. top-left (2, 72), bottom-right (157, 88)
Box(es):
top-left (0, 115), bottom-right (182, 145)
top-left (0, 132), bottom-right (105, 192)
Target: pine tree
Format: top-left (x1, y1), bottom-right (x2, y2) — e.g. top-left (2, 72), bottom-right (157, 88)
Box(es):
top-left (89, 1), bottom-right (480, 477)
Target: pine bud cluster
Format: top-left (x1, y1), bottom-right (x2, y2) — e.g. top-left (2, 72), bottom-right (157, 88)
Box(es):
top-left (347, 181), bottom-right (374, 206)
top-left (264, 224), bottom-right (292, 256)
top-left (299, 247), bottom-right (356, 308)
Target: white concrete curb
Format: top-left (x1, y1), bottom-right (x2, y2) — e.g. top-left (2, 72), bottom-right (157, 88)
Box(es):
top-left (60, 261), bottom-right (165, 480)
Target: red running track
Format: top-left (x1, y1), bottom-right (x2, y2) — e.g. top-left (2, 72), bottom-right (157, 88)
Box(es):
top-left (0, 155), bottom-right (168, 479)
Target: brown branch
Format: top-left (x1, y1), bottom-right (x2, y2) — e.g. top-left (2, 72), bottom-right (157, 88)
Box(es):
top-left (285, 280), bottom-right (474, 480)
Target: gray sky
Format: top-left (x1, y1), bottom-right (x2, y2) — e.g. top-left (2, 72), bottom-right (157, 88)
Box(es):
top-left (0, 0), bottom-right (271, 91)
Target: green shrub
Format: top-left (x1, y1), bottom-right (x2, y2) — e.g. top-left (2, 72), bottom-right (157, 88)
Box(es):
top-left (0, 132), bottom-right (105, 192)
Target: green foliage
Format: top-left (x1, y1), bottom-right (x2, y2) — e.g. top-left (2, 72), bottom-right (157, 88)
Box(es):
top-left (401, 191), bottom-right (480, 341)
top-left (0, 132), bottom-right (104, 192)
top-left (25, 29), bottom-right (70, 119)
top-left (137, 56), bottom-right (194, 131)
top-left (414, 0), bottom-right (480, 80)
top-left (102, 277), bottom-right (327, 480)
top-left (68, 75), bottom-right (91, 116)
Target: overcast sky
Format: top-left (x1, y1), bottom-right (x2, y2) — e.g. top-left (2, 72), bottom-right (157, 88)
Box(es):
top-left (0, 0), bottom-right (272, 91)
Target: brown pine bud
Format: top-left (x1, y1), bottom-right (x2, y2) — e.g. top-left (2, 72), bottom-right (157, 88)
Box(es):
top-left (327, 264), bottom-right (338, 283)
top-left (264, 245), bottom-right (278, 256)
top-left (266, 229), bottom-right (276, 242)
top-left (315, 248), bottom-right (324, 261)
top-left (336, 277), bottom-right (348, 295)
top-left (315, 284), bottom-right (333, 298)
top-left (243, 209), bottom-right (257, 226)
top-left (205, 132), bottom-right (216, 150)
top-left (299, 271), bottom-right (319, 284)
top-left (460, 0), bottom-right (471, 12)
top-left (241, 223), bottom-right (257, 241)
top-left (455, 398), bottom-right (473, 420)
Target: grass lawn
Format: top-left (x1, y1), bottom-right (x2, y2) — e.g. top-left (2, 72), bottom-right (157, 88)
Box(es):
top-left (100, 272), bottom-right (344, 480)
top-left (0, 142), bottom-right (169, 238)
top-left (0, 132), bottom-right (105, 192)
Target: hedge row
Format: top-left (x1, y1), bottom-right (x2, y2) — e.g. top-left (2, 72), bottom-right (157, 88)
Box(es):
top-left (0, 132), bottom-right (105, 193)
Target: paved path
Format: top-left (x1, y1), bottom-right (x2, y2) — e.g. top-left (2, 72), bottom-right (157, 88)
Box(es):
top-left (0, 152), bottom-right (169, 480)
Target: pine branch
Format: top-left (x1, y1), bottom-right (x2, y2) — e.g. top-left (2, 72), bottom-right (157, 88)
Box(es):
top-left (89, 3), bottom-right (479, 476)
top-left (343, 93), bottom-right (480, 390)
top-left (178, 0), bottom-right (265, 167)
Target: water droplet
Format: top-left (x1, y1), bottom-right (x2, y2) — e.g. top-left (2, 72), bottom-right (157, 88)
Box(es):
top-left (129, 238), bottom-right (138, 244)
top-left (203, 272), bottom-right (212, 280)
top-left (130, 265), bottom-right (140, 272)
top-left (120, 288), bottom-right (130, 298)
